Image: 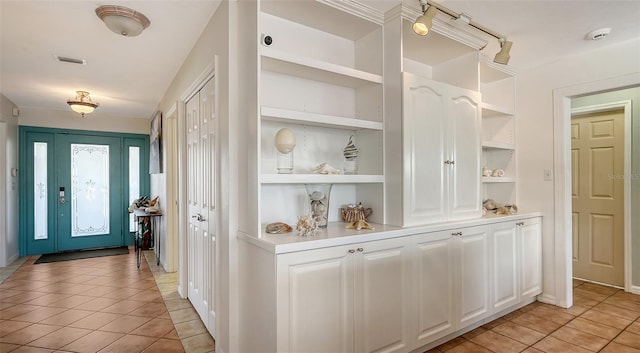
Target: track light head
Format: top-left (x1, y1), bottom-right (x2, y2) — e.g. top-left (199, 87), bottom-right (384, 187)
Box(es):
top-left (413, 6), bottom-right (437, 36)
top-left (494, 39), bottom-right (512, 65)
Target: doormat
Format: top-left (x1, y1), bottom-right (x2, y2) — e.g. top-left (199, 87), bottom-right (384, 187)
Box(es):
top-left (34, 246), bottom-right (129, 264)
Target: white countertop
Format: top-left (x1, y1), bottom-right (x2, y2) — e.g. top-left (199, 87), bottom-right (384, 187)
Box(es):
top-left (239, 211), bottom-right (543, 254)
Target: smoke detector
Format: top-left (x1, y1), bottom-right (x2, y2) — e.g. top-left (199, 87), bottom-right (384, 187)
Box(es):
top-left (585, 28), bottom-right (611, 41)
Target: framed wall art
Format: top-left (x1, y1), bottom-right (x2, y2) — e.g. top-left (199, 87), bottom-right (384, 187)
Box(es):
top-left (149, 111), bottom-right (162, 174)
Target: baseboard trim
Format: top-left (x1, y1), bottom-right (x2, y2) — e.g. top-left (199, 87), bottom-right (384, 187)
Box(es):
top-left (630, 285), bottom-right (640, 295)
top-left (537, 293), bottom-right (557, 305)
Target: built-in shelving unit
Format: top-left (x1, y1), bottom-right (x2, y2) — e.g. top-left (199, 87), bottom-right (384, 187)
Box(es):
top-left (257, 0), bottom-right (385, 231)
top-left (480, 56), bottom-right (517, 205)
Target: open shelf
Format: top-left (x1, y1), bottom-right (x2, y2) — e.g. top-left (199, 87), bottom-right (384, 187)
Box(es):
top-left (261, 48), bottom-right (383, 88)
top-left (482, 102), bottom-right (514, 117)
top-left (482, 177), bottom-right (516, 183)
top-left (482, 141), bottom-right (515, 150)
top-left (260, 174), bottom-right (384, 184)
top-left (261, 106), bottom-right (383, 131)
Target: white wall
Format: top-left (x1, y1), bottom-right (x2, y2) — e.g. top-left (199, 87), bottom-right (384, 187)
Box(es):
top-left (153, 2), bottom-right (239, 352)
top-left (0, 94), bottom-right (19, 267)
top-left (571, 87), bottom-right (640, 288)
top-left (517, 38), bottom-right (640, 303)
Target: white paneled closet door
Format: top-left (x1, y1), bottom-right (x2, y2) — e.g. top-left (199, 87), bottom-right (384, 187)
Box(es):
top-left (186, 75), bottom-right (217, 337)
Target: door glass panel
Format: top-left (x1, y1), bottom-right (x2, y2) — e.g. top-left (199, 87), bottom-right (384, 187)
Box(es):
top-left (34, 142), bottom-right (48, 240)
top-left (71, 144), bottom-right (110, 237)
top-left (129, 146), bottom-right (140, 232)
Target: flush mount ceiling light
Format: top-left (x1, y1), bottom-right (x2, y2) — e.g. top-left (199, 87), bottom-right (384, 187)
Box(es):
top-left (412, 0), bottom-right (514, 65)
top-left (95, 5), bottom-right (150, 37)
top-left (67, 91), bottom-right (99, 117)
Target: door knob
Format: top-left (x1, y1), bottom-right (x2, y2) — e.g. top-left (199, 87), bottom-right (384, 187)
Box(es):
top-left (191, 214), bottom-right (205, 222)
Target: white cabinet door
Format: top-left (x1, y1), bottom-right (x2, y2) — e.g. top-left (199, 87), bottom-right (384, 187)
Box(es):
top-left (447, 90), bottom-right (481, 220)
top-left (520, 218), bottom-right (542, 298)
top-left (355, 238), bottom-right (413, 353)
top-left (491, 222), bottom-right (519, 312)
top-left (457, 226), bottom-right (491, 327)
top-left (277, 245), bottom-right (355, 353)
top-left (401, 73), bottom-right (481, 226)
top-left (402, 73), bottom-right (447, 226)
top-left (277, 238), bottom-right (412, 353)
top-left (413, 231), bottom-right (455, 346)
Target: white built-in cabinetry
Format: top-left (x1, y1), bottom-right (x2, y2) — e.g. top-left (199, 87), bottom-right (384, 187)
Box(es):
top-left (239, 215), bottom-right (542, 353)
top-left (258, 1), bottom-right (385, 231)
top-left (401, 73), bottom-right (481, 226)
top-left (276, 236), bottom-right (413, 353)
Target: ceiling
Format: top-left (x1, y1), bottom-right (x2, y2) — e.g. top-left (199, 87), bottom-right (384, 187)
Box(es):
top-left (1, 1), bottom-right (639, 119)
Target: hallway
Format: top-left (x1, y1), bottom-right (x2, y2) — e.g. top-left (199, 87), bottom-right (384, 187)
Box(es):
top-left (0, 249), bottom-right (214, 353)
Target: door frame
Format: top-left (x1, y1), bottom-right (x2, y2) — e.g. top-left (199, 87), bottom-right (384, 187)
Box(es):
top-left (176, 61), bottom-right (216, 301)
top-left (553, 72), bottom-right (640, 308)
top-left (18, 126), bottom-right (149, 255)
top-left (570, 101), bottom-right (631, 289)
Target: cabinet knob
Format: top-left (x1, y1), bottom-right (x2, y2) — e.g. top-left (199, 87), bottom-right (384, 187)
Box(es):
top-left (348, 249), bottom-right (356, 254)
top-left (516, 221), bottom-right (524, 226)
top-left (356, 248), bottom-right (364, 252)
top-left (444, 160), bottom-right (450, 165)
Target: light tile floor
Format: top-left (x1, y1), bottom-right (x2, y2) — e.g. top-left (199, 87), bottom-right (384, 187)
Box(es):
top-left (0, 248), bottom-right (214, 353)
top-left (426, 279), bottom-right (640, 353)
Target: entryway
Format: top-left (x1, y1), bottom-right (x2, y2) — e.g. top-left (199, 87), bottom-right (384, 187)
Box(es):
top-left (19, 127), bottom-right (149, 256)
top-left (571, 108), bottom-right (625, 287)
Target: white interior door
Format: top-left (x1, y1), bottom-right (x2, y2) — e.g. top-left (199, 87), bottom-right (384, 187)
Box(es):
top-left (571, 109), bottom-right (624, 287)
top-left (186, 76), bottom-right (217, 336)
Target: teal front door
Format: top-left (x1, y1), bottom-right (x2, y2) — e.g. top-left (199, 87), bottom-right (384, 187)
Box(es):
top-left (56, 135), bottom-right (123, 251)
top-left (20, 127), bottom-right (149, 255)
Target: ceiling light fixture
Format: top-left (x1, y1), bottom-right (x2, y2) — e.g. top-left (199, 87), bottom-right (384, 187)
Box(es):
top-left (412, 0), bottom-right (514, 65)
top-left (493, 39), bottom-right (513, 65)
top-left (67, 91), bottom-right (99, 117)
top-left (95, 5), bottom-right (150, 37)
top-left (413, 5), bottom-right (437, 36)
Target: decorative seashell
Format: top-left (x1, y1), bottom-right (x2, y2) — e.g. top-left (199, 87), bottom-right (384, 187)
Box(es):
top-left (296, 214), bottom-right (318, 237)
top-left (343, 135), bottom-right (358, 159)
top-left (491, 168), bottom-right (505, 177)
top-left (495, 206), bottom-right (510, 215)
top-left (265, 222), bottom-right (292, 234)
top-left (481, 166), bottom-right (492, 177)
top-left (345, 220), bottom-right (375, 231)
top-left (483, 199), bottom-right (498, 210)
top-left (312, 162), bottom-right (341, 175)
top-left (504, 204), bottom-right (518, 214)
top-left (275, 128), bottom-right (296, 154)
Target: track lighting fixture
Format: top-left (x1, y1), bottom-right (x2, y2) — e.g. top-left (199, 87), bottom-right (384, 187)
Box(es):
top-left (493, 39), bottom-right (512, 65)
top-left (412, 0), bottom-right (514, 65)
top-left (413, 5), bottom-right (437, 36)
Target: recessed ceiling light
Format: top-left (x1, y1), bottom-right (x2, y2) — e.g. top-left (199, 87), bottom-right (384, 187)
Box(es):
top-left (585, 28), bottom-right (611, 41)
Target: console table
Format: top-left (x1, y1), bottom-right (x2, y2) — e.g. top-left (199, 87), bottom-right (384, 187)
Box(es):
top-left (133, 209), bottom-right (162, 268)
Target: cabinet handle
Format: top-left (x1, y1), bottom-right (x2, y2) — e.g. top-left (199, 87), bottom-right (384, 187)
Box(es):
top-left (348, 249), bottom-right (356, 254)
top-left (516, 221), bottom-right (524, 226)
top-left (356, 248), bottom-right (364, 252)
top-left (450, 160), bottom-right (455, 165)
top-left (444, 160), bottom-right (450, 165)
top-left (451, 232), bottom-right (462, 236)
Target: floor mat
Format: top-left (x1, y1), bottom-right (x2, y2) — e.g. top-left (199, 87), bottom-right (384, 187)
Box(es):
top-left (34, 246), bottom-right (129, 264)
